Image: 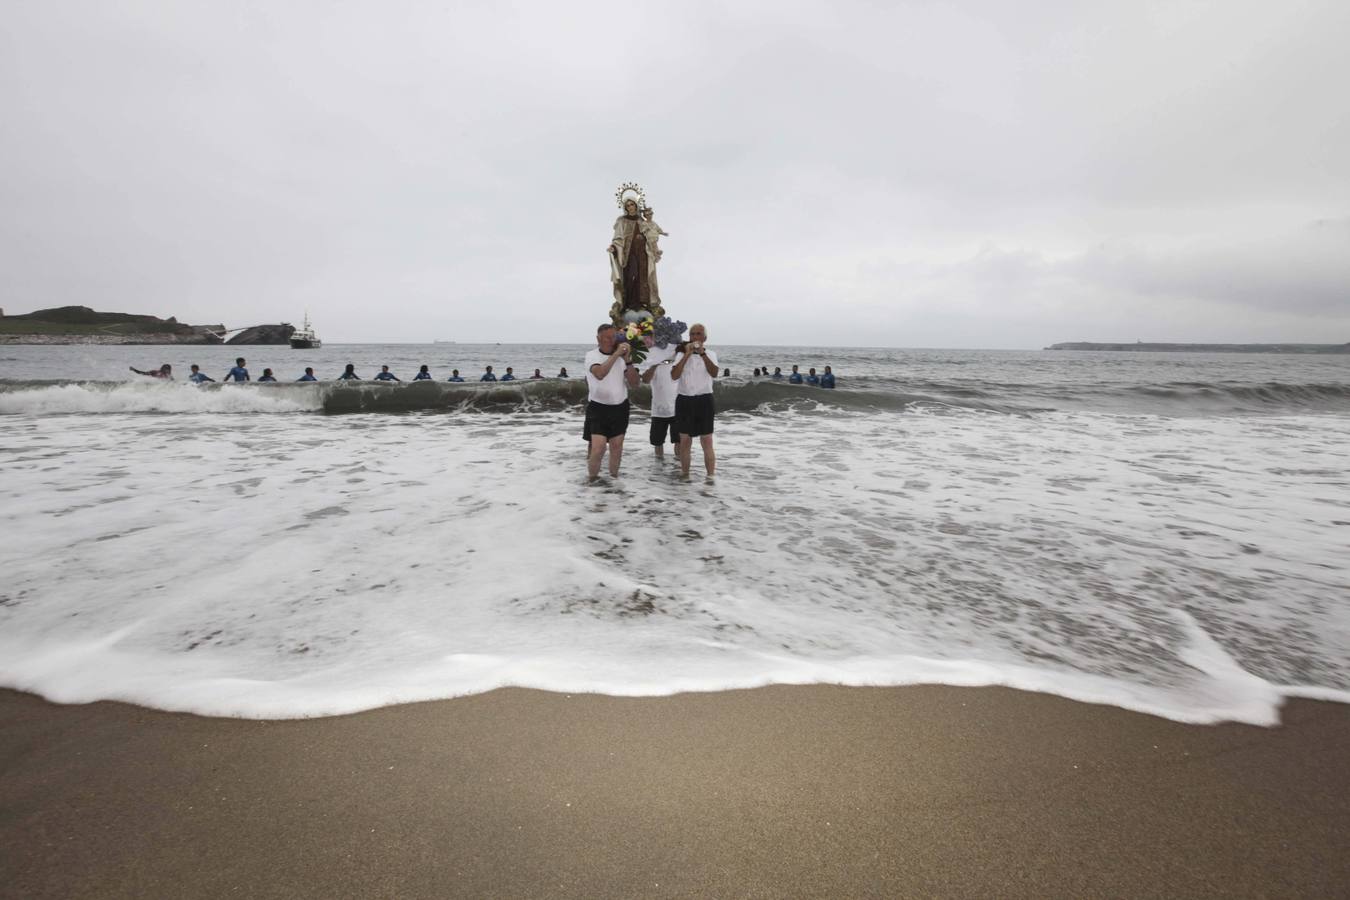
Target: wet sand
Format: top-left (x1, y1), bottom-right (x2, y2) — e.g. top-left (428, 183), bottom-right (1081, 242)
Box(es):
top-left (2, 685), bottom-right (1348, 899)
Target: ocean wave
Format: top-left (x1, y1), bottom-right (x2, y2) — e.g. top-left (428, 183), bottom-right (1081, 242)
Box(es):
top-left (0, 378), bottom-right (1012, 417)
top-left (1142, 381), bottom-right (1350, 408)
top-left (2, 376), bottom-right (1348, 417)
top-left (0, 380), bottom-right (322, 415)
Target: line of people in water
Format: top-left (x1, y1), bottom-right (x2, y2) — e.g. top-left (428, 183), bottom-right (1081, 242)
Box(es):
top-left (132, 359), bottom-right (572, 383)
top-left (749, 365), bottom-right (836, 387)
top-left (132, 357), bottom-right (838, 388)
top-left (329, 363), bottom-right (568, 382)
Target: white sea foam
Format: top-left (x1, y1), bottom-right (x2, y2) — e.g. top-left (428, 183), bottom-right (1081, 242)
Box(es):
top-left (1, 405), bottom-right (1347, 723)
top-left (0, 381), bottom-right (323, 415)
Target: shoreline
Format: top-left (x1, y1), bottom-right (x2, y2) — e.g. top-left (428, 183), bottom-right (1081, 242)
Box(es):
top-left (3, 684), bottom-right (1348, 898)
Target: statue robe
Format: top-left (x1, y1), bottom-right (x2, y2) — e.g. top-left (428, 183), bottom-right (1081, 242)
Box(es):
top-left (610, 215), bottom-right (662, 313)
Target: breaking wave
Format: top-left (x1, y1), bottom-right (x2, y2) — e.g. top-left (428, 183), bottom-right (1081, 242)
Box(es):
top-left (2, 376), bottom-right (1349, 417)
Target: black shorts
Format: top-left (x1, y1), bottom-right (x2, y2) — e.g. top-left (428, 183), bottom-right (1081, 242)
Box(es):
top-left (584, 399), bottom-right (630, 440)
top-left (675, 393), bottom-right (715, 437)
top-left (649, 416), bottom-right (678, 446)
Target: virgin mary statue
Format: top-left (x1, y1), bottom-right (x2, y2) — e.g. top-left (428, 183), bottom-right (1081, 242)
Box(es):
top-left (608, 184), bottom-right (666, 324)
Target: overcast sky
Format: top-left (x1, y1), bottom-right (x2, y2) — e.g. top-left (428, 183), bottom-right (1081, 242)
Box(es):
top-left (2, 1), bottom-right (1347, 347)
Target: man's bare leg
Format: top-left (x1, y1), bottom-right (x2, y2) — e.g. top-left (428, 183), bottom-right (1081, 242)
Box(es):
top-left (678, 434), bottom-right (692, 477)
top-left (654, 444), bottom-right (664, 458)
top-left (607, 435), bottom-right (625, 477)
top-left (700, 434), bottom-right (716, 476)
top-left (587, 435), bottom-right (609, 479)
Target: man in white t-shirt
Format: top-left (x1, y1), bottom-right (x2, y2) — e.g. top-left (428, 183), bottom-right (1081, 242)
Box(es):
top-left (670, 322), bottom-right (719, 477)
top-left (640, 346), bottom-right (679, 458)
top-left (584, 323), bottom-right (639, 479)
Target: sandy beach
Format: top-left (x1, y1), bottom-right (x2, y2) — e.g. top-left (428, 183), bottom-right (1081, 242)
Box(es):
top-left (2, 685), bottom-right (1347, 899)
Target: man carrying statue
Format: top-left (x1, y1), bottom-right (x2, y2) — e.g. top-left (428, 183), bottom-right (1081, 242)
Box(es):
top-left (608, 183), bottom-right (667, 325)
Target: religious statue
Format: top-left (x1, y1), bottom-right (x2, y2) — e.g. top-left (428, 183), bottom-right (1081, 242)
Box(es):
top-left (608, 183), bottom-right (667, 325)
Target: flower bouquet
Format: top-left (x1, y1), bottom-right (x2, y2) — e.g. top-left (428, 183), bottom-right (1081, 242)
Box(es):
top-left (621, 317), bottom-right (656, 365)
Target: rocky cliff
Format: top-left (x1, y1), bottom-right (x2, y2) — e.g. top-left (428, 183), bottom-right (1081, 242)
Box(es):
top-left (0, 306), bottom-right (224, 344)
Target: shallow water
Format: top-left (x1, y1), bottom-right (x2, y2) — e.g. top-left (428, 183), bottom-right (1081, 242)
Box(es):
top-left (1, 345), bottom-right (1347, 722)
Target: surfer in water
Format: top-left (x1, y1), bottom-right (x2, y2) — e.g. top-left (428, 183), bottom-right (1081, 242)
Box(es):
top-left (223, 358), bottom-right (249, 382)
top-left (130, 364), bottom-right (172, 379)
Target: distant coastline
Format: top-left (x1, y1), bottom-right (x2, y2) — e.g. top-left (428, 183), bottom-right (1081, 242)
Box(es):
top-left (1046, 341), bottom-right (1350, 354)
top-left (0, 306), bottom-right (292, 345)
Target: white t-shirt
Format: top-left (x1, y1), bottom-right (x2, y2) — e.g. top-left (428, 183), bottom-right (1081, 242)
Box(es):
top-left (585, 348), bottom-right (630, 405)
top-left (674, 348), bottom-right (719, 397)
top-left (646, 358), bottom-right (678, 418)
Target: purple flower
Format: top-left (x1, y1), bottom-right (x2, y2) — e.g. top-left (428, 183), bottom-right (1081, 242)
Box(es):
top-left (652, 316), bottom-right (687, 349)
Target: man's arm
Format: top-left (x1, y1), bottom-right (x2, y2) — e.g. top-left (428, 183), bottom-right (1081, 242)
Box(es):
top-left (701, 353), bottom-right (718, 377)
top-left (589, 345), bottom-right (630, 379)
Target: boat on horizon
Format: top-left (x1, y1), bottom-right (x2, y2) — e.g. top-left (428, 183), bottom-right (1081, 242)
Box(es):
top-left (289, 312), bottom-right (321, 349)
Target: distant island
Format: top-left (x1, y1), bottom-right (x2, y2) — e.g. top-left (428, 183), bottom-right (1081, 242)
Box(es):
top-left (1046, 341), bottom-right (1350, 354)
top-left (0, 306), bottom-right (294, 345)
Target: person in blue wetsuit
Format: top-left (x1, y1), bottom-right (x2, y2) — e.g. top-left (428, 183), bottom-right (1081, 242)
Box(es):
top-left (772, 367), bottom-right (783, 380)
top-left (223, 358), bottom-right (249, 382)
top-left (297, 367), bottom-right (318, 382)
top-left (500, 367), bottom-right (516, 382)
top-left (819, 365), bottom-right (836, 388)
top-left (258, 368), bottom-right (278, 382)
top-left (447, 369), bottom-right (465, 382)
top-left (805, 368), bottom-right (820, 386)
top-left (480, 366), bottom-right (497, 382)
top-left (374, 365), bottom-right (400, 382)
top-left (337, 363), bottom-right (361, 381)
top-left (188, 365), bottom-right (214, 384)
top-left (413, 365), bottom-right (432, 381)
top-left (787, 365), bottom-right (803, 384)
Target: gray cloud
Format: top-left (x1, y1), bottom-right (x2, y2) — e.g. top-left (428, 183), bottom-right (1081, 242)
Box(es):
top-left (2, 0), bottom-right (1348, 346)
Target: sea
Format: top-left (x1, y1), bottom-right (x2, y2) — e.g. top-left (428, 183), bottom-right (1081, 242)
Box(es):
top-left (1, 342), bottom-right (1347, 725)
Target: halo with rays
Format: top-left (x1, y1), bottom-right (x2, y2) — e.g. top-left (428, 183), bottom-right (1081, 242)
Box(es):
top-left (614, 182), bottom-right (647, 210)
